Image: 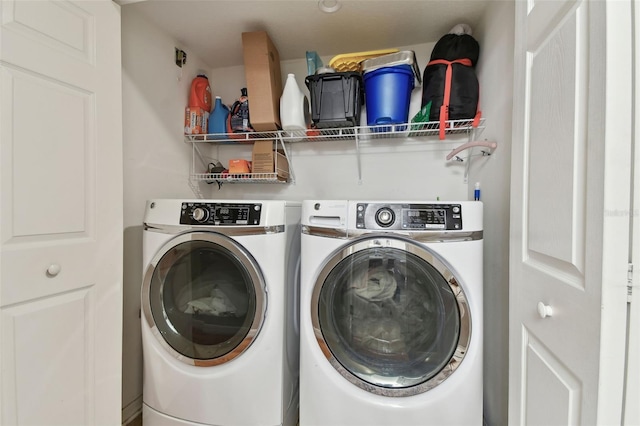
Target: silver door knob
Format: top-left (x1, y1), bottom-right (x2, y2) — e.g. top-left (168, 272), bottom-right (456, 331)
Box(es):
top-left (537, 302), bottom-right (553, 319)
top-left (47, 264), bottom-right (61, 277)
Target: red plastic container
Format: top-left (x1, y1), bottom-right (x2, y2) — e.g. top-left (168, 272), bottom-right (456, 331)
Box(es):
top-left (189, 75), bottom-right (212, 112)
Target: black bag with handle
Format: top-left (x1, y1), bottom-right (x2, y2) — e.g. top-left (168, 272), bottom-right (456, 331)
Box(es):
top-left (421, 24), bottom-right (481, 139)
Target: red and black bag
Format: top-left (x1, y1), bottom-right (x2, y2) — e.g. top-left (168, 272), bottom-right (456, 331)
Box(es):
top-left (421, 28), bottom-right (481, 139)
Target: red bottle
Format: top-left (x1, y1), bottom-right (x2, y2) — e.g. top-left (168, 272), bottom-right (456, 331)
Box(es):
top-left (189, 75), bottom-right (212, 112)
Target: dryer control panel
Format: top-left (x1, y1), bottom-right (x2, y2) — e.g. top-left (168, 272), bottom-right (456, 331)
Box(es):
top-left (355, 203), bottom-right (463, 230)
top-left (180, 202), bottom-right (262, 225)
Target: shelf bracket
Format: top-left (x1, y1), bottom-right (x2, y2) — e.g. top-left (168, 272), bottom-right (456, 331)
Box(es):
top-left (187, 177), bottom-right (204, 198)
top-left (276, 133), bottom-right (295, 184)
top-left (355, 127), bottom-right (362, 184)
top-left (192, 142), bottom-right (209, 171)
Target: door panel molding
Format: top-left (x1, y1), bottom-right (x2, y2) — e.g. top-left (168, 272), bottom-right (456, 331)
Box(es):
top-left (522, 327), bottom-right (582, 426)
top-left (523, 253), bottom-right (584, 290)
top-left (1, 65), bottom-right (95, 242)
top-left (524, 8), bottom-right (587, 279)
top-left (1, 0), bottom-right (95, 64)
top-left (1, 286), bottom-right (96, 425)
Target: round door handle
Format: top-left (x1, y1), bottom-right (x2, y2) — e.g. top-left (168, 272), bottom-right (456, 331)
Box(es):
top-left (537, 302), bottom-right (553, 319)
top-left (47, 264), bottom-right (61, 277)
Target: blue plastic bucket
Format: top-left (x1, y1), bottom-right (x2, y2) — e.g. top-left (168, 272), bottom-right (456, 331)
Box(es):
top-left (363, 64), bottom-right (414, 129)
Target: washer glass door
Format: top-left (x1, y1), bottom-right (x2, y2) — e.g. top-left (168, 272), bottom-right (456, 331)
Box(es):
top-left (313, 236), bottom-right (470, 396)
top-left (143, 232), bottom-right (266, 366)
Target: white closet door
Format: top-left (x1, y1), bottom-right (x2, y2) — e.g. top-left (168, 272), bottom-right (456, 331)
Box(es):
top-left (509, 0), bottom-right (632, 424)
top-left (0, 1), bottom-right (123, 425)
top-left (627, 1), bottom-right (640, 423)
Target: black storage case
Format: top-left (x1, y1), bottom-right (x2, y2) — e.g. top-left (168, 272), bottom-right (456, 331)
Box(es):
top-left (305, 72), bottom-right (363, 128)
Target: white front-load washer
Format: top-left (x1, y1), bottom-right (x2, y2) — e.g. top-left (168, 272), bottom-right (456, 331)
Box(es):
top-left (141, 199), bottom-right (301, 426)
top-left (300, 200), bottom-right (483, 426)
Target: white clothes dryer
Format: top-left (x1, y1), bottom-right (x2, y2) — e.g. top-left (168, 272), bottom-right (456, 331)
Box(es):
top-left (300, 200), bottom-right (483, 426)
top-left (141, 199), bottom-right (301, 426)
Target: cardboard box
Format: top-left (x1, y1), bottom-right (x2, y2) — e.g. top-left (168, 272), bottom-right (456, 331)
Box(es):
top-left (251, 140), bottom-right (289, 181)
top-left (184, 106), bottom-right (209, 135)
top-left (242, 31), bottom-right (283, 131)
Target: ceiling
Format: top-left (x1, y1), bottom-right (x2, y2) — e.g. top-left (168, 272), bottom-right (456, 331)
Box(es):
top-left (119, 0), bottom-right (490, 69)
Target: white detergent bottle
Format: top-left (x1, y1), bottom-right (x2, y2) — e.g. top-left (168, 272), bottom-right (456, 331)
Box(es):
top-left (280, 73), bottom-right (310, 140)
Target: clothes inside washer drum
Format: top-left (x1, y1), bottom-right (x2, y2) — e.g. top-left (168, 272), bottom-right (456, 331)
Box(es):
top-left (176, 270), bottom-right (249, 317)
top-left (184, 288), bottom-right (238, 315)
top-left (350, 267), bottom-right (397, 301)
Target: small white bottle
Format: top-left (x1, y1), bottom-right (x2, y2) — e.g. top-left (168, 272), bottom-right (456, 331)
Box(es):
top-left (280, 73), bottom-right (310, 140)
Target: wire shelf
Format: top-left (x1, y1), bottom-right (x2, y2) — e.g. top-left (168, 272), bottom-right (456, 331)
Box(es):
top-left (191, 172), bottom-right (288, 184)
top-left (184, 118), bottom-right (485, 144)
top-left (185, 132), bottom-right (279, 143)
top-left (185, 117), bottom-right (489, 185)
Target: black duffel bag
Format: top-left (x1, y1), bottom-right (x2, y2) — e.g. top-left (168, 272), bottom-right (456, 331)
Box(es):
top-left (421, 25), bottom-right (481, 139)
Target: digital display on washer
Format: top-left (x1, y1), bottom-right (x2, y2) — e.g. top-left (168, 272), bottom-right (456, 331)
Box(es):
top-left (401, 204), bottom-right (462, 230)
top-left (180, 202), bottom-right (261, 225)
top-left (403, 208), bottom-right (447, 229)
top-left (216, 205), bottom-right (250, 224)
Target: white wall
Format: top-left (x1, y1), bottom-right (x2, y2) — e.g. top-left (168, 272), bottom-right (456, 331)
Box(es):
top-left (120, 4), bottom-right (514, 424)
top-left (472, 2), bottom-right (514, 425)
top-left (120, 8), bottom-right (212, 422)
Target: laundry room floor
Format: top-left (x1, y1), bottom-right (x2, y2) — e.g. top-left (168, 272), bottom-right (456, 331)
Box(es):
top-left (123, 413), bottom-right (300, 425)
top-left (124, 413), bottom-right (142, 426)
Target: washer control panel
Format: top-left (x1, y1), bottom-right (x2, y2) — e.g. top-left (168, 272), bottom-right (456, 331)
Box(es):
top-left (180, 202), bottom-right (262, 225)
top-left (355, 203), bottom-right (463, 230)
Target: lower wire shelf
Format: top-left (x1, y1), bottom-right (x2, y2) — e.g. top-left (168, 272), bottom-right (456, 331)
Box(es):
top-left (186, 118), bottom-right (487, 185)
top-left (191, 172), bottom-right (288, 184)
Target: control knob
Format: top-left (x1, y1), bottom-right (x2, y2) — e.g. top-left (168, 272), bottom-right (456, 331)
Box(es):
top-left (375, 208), bottom-right (395, 227)
top-left (192, 207), bottom-right (209, 223)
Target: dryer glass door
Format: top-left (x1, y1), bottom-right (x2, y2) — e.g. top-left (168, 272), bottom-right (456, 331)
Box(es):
top-left (312, 237), bottom-right (470, 396)
top-left (143, 232), bottom-right (266, 366)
